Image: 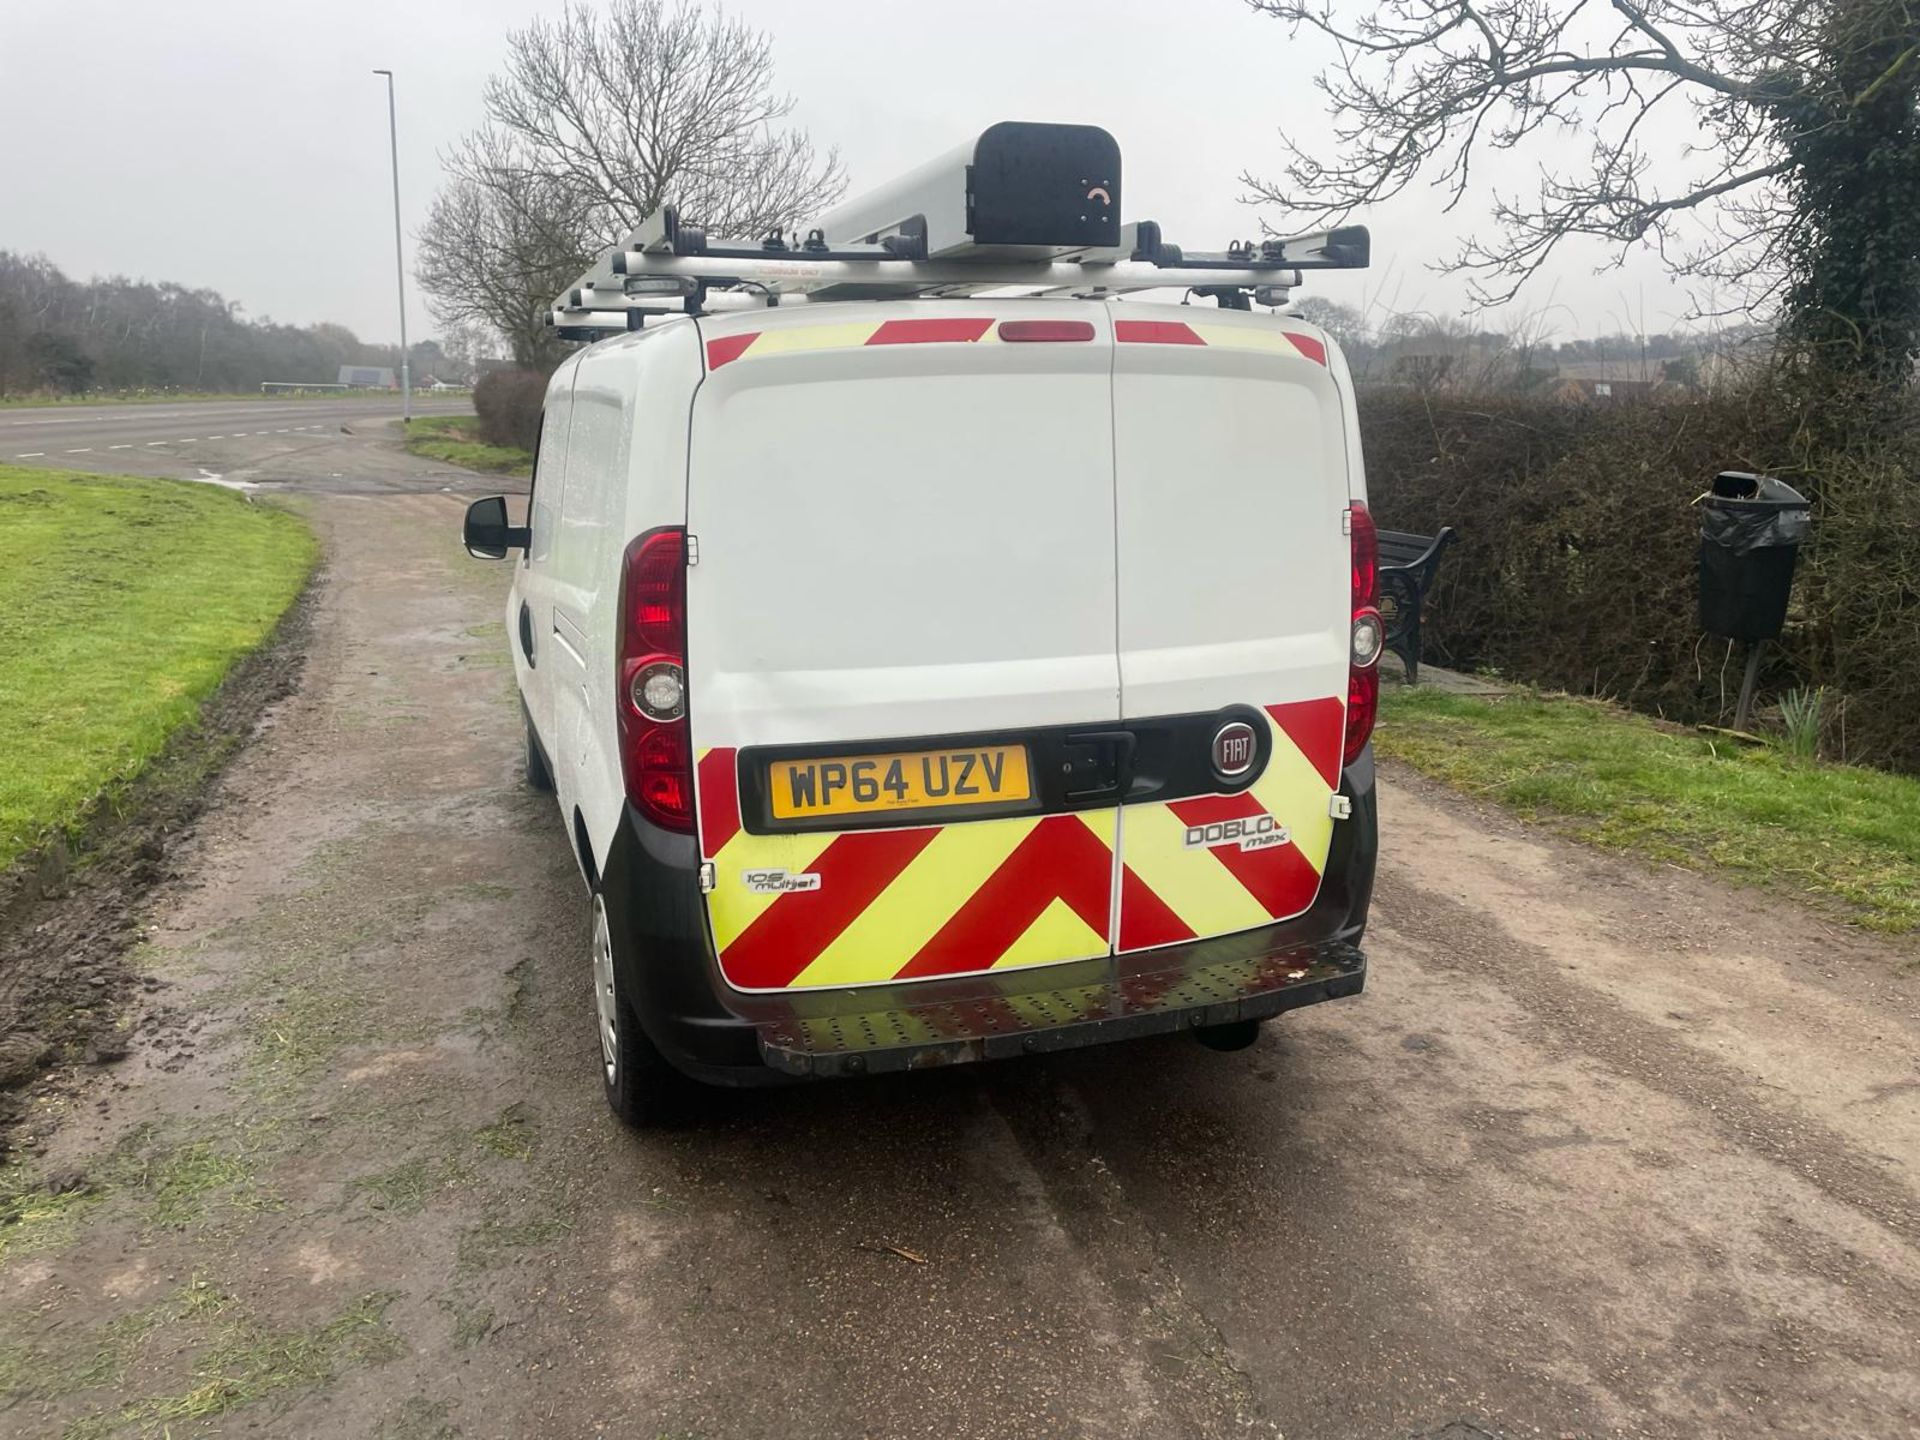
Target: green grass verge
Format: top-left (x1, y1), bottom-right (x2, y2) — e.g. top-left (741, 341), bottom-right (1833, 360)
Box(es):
top-left (0, 465), bottom-right (316, 872)
top-left (403, 415), bottom-right (531, 477)
top-left (1379, 686), bottom-right (1920, 934)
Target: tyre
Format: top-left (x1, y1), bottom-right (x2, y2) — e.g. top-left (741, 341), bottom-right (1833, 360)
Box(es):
top-left (1193, 1017), bottom-right (1263, 1052)
top-left (590, 890), bottom-right (699, 1128)
top-left (526, 721), bottom-right (555, 792)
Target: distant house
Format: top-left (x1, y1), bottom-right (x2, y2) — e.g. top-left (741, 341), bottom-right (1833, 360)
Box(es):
top-left (1546, 358), bottom-right (1684, 403)
top-left (1553, 358), bottom-right (1668, 384)
top-left (1549, 376), bottom-right (1667, 403)
top-left (338, 365), bottom-right (397, 389)
top-left (1374, 337), bottom-right (1537, 390)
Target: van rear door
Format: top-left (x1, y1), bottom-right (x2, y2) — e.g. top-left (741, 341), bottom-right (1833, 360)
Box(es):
top-left (1108, 314), bottom-right (1352, 953)
top-left (686, 304), bottom-right (1122, 993)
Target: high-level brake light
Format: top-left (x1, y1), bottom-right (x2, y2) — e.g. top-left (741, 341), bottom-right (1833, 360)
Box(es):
top-left (997, 319), bottom-right (1096, 343)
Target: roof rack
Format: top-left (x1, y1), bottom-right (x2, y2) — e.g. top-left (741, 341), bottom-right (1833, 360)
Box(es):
top-left (546, 121), bottom-right (1370, 342)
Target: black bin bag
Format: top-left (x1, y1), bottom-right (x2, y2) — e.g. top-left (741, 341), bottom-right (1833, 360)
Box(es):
top-left (1699, 471), bottom-right (1810, 642)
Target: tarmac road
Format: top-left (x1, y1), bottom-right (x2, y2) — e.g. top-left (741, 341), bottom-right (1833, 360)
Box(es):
top-left (0, 395), bottom-right (471, 467)
top-left (1, 421), bottom-right (1915, 1440)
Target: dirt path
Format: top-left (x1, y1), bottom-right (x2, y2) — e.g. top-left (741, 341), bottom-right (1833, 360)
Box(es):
top-left (1, 434), bottom-right (1916, 1439)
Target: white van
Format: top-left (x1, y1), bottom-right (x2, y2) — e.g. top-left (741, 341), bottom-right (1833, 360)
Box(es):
top-left (464, 126), bottom-right (1381, 1126)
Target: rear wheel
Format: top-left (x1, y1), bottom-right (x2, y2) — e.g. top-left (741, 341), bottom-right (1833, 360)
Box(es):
top-left (526, 722), bottom-right (555, 792)
top-left (591, 891), bottom-right (698, 1128)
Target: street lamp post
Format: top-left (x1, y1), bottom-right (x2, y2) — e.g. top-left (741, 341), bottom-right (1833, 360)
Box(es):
top-left (372, 68), bottom-right (412, 422)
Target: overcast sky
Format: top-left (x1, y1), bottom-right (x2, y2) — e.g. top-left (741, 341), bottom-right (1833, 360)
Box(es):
top-left (0, 0), bottom-right (1712, 347)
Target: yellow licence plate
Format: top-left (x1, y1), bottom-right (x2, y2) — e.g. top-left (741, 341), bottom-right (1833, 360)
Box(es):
top-left (769, 745), bottom-right (1032, 821)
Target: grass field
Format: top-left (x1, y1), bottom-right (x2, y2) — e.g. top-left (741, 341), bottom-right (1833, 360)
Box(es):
top-left (1380, 686), bottom-right (1920, 934)
top-left (0, 465), bottom-right (316, 872)
top-left (402, 416), bottom-right (532, 477)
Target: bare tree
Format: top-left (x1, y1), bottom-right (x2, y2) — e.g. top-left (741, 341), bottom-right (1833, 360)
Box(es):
top-left (1242, 1), bottom-right (1920, 383)
top-left (437, 317), bottom-right (504, 385)
top-left (0, 250), bottom-right (408, 395)
top-left (416, 0), bottom-right (846, 366)
top-left (1287, 295), bottom-right (1368, 333)
top-left (417, 130), bottom-right (599, 368)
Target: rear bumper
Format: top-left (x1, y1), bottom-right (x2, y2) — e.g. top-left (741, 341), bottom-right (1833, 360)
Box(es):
top-left (599, 749), bottom-right (1378, 1086)
top-left (752, 934), bottom-right (1363, 1078)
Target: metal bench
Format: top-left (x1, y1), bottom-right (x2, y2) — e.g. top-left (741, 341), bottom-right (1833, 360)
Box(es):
top-left (1375, 527), bottom-right (1456, 684)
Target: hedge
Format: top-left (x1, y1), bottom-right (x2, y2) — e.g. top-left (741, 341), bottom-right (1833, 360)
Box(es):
top-left (1357, 384), bottom-right (1920, 772)
top-left (472, 368), bottom-right (548, 455)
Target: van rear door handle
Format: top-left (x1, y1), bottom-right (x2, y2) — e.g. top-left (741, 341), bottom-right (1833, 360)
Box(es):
top-left (1061, 729), bottom-right (1136, 800)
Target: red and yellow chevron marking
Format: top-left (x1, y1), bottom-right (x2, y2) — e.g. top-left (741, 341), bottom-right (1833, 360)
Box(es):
top-left (1116, 698), bottom-right (1345, 952)
top-left (696, 747), bottom-right (1115, 993)
top-left (1114, 317), bottom-right (1328, 365)
top-left (704, 315), bottom-right (1329, 372)
top-left (706, 316), bottom-right (1017, 372)
top-left (694, 696), bottom-right (1345, 992)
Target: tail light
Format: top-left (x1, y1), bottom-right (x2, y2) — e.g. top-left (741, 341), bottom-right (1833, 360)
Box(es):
top-left (617, 528), bottom-right (692, 831)
top-left (1344, 502), bottom-right (1382, 766)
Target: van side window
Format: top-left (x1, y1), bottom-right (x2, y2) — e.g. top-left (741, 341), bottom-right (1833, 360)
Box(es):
top-left (529, 395), bottom-right (573, 565)
top-left (524, 417), bottom-right (545, 531)
top-left (549, 385), bottom-right (628, 593)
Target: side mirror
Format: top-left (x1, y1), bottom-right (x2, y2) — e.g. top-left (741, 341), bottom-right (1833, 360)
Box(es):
top-left (464, 496), bottom-right (531, 559)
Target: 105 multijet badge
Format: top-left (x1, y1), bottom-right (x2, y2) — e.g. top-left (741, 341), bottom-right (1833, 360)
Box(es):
top-left (742, 869), bottom-right (822, 894)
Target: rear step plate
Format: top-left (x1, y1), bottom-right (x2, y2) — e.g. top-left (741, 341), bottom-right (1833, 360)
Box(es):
top-left (744, 932), bottom-right (1364, 1078)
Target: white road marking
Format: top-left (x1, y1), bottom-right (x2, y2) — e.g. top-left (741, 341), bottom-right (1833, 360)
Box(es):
top-left (16, 451), bottom-right (45, 457)
top-left (66, 447), bottom-right (92, 453)
top-left (109, 443), bottom-right (132, 450)
top-left (183, 466), bottom-right (255, 493)
top-left (146, 440), bottom-right (168, 446)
